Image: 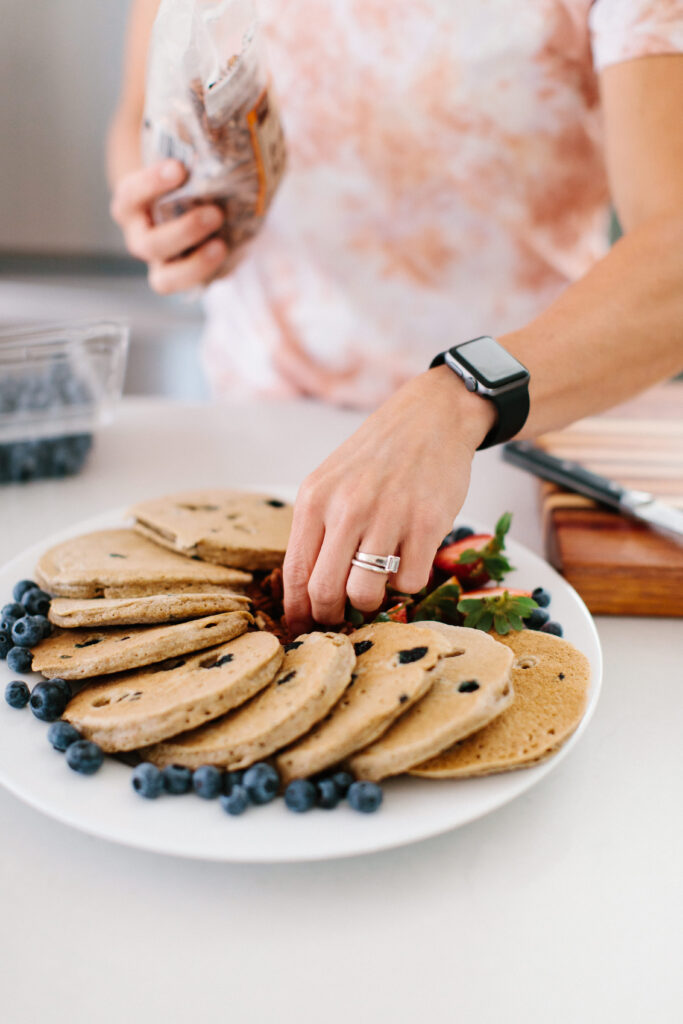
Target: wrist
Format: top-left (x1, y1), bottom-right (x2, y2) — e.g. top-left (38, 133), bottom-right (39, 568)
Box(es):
top-left (427, 365), bottom-right (497, 452)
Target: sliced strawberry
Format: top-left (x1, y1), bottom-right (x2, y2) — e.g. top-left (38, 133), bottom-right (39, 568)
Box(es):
top-left (457, 587), bottom-right (538, 635)
top-left (462, 586), bottom-right (532, 600)
top-left (412, 576), bottom-right (462, 624)
top-left (374, 600), bottom-right (410, 624)
top-left (433, 513), bottom-right (514, 589)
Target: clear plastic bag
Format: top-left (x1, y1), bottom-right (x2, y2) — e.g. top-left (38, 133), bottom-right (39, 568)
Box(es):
top-left (142, 0), bottom-right (286, 277)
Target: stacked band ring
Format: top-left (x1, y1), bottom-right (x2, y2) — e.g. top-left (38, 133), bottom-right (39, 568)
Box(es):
top-left (351, 552), bottom-right (401, 575)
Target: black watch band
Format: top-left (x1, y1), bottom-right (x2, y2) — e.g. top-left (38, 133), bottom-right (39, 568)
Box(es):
top-left (430, 337), bottom-right (530, 450)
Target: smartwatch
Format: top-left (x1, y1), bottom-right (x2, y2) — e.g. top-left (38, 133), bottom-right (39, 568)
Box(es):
top-left (429, 336), bottom-right (530, 450)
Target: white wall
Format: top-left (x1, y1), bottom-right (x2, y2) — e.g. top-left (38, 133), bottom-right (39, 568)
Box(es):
top-left (0, 0), bottom-right (129, 254)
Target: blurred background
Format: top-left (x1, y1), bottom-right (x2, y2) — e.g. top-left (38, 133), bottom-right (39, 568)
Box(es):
top-left (0, 0), bottom-right (207, 400)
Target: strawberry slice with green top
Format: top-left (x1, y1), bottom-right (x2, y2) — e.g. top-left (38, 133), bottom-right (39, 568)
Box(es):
top-left (433, 512), bottom-right (514, 589)
top-left (457, 586), bottom-right (538, 635)
top-left (374, 599), bottom-right (412, 623)
top-left (411, 576), bottom-right (462, 624)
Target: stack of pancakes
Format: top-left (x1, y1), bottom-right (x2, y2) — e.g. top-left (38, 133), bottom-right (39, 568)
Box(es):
top-left (29, 489), bottom-right (591, 781)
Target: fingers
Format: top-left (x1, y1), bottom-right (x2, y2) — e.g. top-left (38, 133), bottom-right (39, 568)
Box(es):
top-left (307, 512), bottom-right (360, 626)
top-left (127, 204), bottom-right (225, 264)
top-left (110, 160), bottom-right (187, 225)
top-left (283, 484), bottom-right (326, 635)
top-left (147, 237), bottom-right (229, 295)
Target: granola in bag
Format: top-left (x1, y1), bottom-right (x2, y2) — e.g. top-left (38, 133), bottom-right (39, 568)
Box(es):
top-left (142, 0), bottom-right (286, 277)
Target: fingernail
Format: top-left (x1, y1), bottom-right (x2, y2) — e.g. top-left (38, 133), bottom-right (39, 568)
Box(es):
top-left (201, 206), bottom-right (222, 226)
top-left (161, 160), bottom-right (181, 181)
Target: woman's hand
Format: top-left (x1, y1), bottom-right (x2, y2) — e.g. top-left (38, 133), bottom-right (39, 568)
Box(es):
top-left (109, 158), bottom-right (228, 294)
top-left (283, 367), bottom-right (496, 633)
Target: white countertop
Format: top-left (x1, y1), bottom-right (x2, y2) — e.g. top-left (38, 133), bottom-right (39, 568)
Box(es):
top-left (1, 398), bottom-right (681, 1024)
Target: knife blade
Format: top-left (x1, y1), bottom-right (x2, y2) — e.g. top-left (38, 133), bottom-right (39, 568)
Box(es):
top-left (503, 441), bottom-right (683, 541)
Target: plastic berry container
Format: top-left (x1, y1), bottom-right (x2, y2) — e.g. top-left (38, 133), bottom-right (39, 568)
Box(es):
top-left (0, 320), bottom-right (129, 484)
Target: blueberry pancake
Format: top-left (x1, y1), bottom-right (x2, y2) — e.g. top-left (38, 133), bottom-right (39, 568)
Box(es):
top-left (63, 631), bottom-right (283, 752)
top-left (36, 529), bottom-right (251, 599)
top-left (31, 611), bottom-right (252, 680)
top-left (275, 621), bottom-right (462, 784)
top-left (350, 624), bottom-right (514, 781)
top-left (410, 629), bottom-right (591, 778)
top-left (129, 490), bottom-right (293, 570)
top-left (48, 591), bottom-right (249, 629)
top-left (143, 632), bottom-right (355, 769)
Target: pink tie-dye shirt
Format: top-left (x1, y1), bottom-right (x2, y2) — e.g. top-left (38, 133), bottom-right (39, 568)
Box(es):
top-left (202, 0), bottom-right (683, 408)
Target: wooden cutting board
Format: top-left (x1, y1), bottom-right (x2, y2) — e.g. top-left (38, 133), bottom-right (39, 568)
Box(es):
top-left (536, 382), bottom-right (683, 617)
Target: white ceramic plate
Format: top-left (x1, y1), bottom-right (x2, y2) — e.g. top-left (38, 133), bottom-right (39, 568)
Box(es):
top-left (0, 496), bottom-right (602, 862)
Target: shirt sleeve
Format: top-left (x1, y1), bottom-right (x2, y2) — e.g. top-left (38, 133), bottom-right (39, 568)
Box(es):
top-left (589, 0), bottom-right (683, 72)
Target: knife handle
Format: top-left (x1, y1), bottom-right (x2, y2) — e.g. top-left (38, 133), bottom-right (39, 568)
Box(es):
top-left (503, 441), bottom-right (627, 508)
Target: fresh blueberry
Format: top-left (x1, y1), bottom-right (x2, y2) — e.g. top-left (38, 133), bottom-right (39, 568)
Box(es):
top-left (531, 587), bottom-right (551, 608)
top-left (132, 762), bottom-right (164, 799)
top-left (220, 785), bottom-right (249, 816)
top-left (1, 602), bottom-right (25, 624)
top-left (34, 615), bottom-right (52, 639)
top-left (66, 740), bottom-right (104, 775)
top-left (21, 588), bottom-right (51, 616)
top-left (46, 677), bottom-right (71, 703)
top-left (7, 646), bottom-right (32, 673)
top-left (222, 770), bottom-right (245, 795)
top-left (331, 770), bottom-right (354, 797)
top-left (242, 762), bottom-right (280, 805)
top-left (541, 621), bottom-right (564, 637)
top-left (162, 764), bottom-right (193, 795)
top-left (30, 681), bottom-right (68, 722)
top-left (347, 781), bottom-right (383, 813)
top-left (0, 634), bottom-right (12, 660)
top-left (0, 619), bottom-right (12, 637)
top-left (440, 525), bottom-right (475, 547)
top-left (11, 615), bottom-right (45, 647)
top-left (316, 778), bottom-right (341, 809)
top-left (284, 779), bottom-right (317, 813)
top-left (5, 680), bottom-right (30, 709)
top-left (12, 580), bottom-right (38, 603)
top-left (524, 608), bottom-right (550, 630)
top-left (192, 764), bottom-right (223, 799)
top-left (47, 721), bottom-right (81, 751)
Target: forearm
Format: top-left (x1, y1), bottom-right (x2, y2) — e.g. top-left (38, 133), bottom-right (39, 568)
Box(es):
top-left (107, 108), bottom-right (143, 192)
top-left (499, 212), bottom-right (683, 439)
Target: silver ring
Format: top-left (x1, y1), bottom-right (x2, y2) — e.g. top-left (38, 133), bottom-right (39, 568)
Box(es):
top-left (352, 551), bottom-right (401, 574)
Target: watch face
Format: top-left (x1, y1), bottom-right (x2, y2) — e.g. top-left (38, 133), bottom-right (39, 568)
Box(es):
top-left (454, 337), bottom-right (528, 389)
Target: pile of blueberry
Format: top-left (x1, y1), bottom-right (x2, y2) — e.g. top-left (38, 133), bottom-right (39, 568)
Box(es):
top-left (129, 760), bottom-right (382, 815)
top-left (0, 579), bottom-right (53, 672)
top-left (0, 364), bottom-right (94, 484)
top-left (527, 587), bottom-right (563, 637)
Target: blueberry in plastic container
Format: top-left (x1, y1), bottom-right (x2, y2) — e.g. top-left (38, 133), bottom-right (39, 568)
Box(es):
top-left (284, 779), bottom-right (317, 813)
top-left (5, 680), bottom-right (30, 709)
top-left (220, 785), bottom-right (249, 816)
top-left (47, 721), bottom-right (81, 751)
top-left (30, 681), bottom-right (69, 722)
top-left (66, 740), bottom-right (104, 776)
top-left (242, 762), bottom-right (280, 805)
top-left (132, 762), bottom-right (164, 799)
top-left (6, 646), bottom-right (32, 673)
top-left (347, 781), bottom-right (383, 814)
